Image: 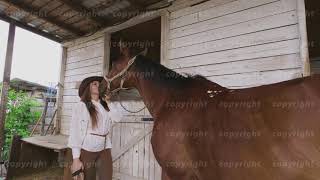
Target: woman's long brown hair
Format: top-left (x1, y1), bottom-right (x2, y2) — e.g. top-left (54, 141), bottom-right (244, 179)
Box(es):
top-left (80, 85), bottom-right (110, 129)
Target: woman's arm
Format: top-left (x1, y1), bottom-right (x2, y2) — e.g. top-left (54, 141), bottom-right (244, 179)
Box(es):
top-left (67, 102), bottom-right (83, 159)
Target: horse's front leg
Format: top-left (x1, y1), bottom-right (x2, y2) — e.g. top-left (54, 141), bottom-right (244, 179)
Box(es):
top-left (161, 169), bottom-right (171, 180)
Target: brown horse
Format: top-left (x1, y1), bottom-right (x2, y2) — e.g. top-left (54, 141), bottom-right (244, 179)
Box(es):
top-left (99, 48), bottom-right (320, 180)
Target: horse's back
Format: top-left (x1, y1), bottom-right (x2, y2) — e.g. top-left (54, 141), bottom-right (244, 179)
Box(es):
top-left (225, 74), bottom-right (320, 99)
top-left (207, 74), bottom-right (320, 180)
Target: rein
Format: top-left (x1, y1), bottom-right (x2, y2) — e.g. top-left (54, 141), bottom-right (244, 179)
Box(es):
top-left (117, 92), bottom-right (146, 113)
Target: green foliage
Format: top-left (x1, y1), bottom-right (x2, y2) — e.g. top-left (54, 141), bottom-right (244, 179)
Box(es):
top-left (2, 88), bottom-right (41, 160)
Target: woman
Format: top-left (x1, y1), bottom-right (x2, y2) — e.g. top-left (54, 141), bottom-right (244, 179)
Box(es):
top-left (67, 76), bottom-right (123, 180)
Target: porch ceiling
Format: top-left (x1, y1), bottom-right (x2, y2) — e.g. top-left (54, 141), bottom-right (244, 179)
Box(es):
top-left (0, 0), bottom-right (164, 43)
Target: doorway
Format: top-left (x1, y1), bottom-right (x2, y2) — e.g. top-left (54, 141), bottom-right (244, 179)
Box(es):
top-left (108, 17), bottom-right (161, 100)
top-left (305, 0), bottom-right (320, 74)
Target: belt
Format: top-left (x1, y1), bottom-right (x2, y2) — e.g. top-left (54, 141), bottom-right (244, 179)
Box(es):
top-left (89, 132), bottom-right (109, 137)
top-left (89, 132), bottom-right (109, 149)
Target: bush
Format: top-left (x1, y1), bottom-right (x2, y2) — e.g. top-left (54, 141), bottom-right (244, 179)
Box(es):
top-left (2, 88), bottom-right (41, 160)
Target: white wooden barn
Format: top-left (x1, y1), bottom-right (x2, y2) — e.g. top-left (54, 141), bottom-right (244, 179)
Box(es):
top-left (1, 0), bottom-right (319, 179)
top-left (56, 0), bottom-right (319, 179)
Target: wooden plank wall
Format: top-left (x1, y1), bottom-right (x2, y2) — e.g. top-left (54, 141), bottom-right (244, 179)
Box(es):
top-left (60, 36), bottom-right (104, 134)
top-left (167, 0), bottom-right (303, 89)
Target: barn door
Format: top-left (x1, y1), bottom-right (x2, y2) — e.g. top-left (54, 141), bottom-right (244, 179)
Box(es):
top-left (111, 121), bottom-right (162, 180)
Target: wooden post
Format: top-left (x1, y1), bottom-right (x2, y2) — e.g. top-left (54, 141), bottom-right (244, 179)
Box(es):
top-left (103, 32), bottom-right (111, 76)
top-left (297, 0), bottom-right (310, 76)
top-left (0, 23), bottom-right (16, 159)
top-left (41, 98), bottom-right (49, 136)
top-left (54, 47), bottom-right (67, 134)
top-left (45, 109), bottom-right (57, 135)
top-left (5, 134), bottom-right (21, 179)
top-left (161, 10), bottom-right (170, 67)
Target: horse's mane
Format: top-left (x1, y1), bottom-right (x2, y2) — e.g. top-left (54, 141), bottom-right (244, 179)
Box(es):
top-left (134, 55), bottom-right (225, 90)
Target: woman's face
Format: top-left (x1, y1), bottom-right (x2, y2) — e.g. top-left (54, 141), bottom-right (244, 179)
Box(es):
top-left (90, 81), bottom-right (100, 96)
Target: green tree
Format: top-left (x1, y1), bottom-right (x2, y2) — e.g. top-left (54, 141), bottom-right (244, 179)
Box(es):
top-left (2, 88), bottom-right (41, 160)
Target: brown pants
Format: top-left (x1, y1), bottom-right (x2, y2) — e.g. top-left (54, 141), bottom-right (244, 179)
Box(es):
top-left (79, 148), bottom-right (113, 180)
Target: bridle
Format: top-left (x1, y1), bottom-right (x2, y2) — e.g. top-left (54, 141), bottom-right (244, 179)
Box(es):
top-left (103, 48), bottom-right (148, 94)
top-left (103, 54), bottom-right (146, 113)
top-left (103, 55), bottom-right (137, 95)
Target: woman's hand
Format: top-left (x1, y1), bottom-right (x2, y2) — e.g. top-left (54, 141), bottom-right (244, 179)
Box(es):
top-left (71, 158), bottom-right (84, 180)
top-left (103, 94), bottom-right (111, 103)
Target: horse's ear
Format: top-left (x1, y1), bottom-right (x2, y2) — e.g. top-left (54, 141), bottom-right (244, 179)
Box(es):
top-left (119, 39), bottom-right (124, 53)
top-left (140, 48), bottom-right (148, 56)
top-left (119, 39), bottom-right (124, 50)
top-left (119, 39), bottom-right (130, 58)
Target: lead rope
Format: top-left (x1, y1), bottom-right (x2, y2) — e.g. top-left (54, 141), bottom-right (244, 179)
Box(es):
top-left (116, 92), bottom-right (146, 113)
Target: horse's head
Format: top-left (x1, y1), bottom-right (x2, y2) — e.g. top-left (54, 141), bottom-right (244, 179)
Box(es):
top-left (99, 40), bottom-right (147, 99)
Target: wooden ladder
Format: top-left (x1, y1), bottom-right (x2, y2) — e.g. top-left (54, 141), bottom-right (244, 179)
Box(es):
top-left (31, 97), bottom-right (57, 136)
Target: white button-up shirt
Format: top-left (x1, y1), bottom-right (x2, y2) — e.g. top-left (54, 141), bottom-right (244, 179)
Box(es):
top-left (67, 99), bottom-right (123, 159)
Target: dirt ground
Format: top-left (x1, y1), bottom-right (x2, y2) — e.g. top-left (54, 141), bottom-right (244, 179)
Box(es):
top-left (12, 166), bottom-right (64, 180)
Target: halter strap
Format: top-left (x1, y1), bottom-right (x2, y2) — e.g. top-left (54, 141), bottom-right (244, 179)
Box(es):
top-left (102, 53), bottom-right (146, 113)
top-left (103, 55), bottom-right (137, 94)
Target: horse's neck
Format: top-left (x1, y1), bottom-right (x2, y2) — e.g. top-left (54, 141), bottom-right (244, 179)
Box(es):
top-left (131, 56), bottom-right (227, 118)
top-left (134, 78), bottom-right (171, 119)
top-left (133, 75), bottom-right (227, 119)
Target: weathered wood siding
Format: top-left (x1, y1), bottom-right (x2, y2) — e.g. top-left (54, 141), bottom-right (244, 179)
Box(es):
top-left (60, 36), bottom-right (104, 134)
top-left (59, 0), bottom-right (306, 179)
top-left (167, 0), bottom-right (303, 88)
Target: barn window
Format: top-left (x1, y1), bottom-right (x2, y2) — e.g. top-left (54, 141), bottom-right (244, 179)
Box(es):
top-left (305, 0), bottom-right (320, 74)
top-left (107, 17), bottom-right (161, 101)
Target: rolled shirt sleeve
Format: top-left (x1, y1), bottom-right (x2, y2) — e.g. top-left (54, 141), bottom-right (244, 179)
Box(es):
top-left (67, 102), bottom-right (83, 159)
top-left (71, 148), bottom-right (81, 159)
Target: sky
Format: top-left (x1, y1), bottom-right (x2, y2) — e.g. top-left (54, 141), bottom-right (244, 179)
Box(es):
top-left (0, 20), bottom-right (61, 88)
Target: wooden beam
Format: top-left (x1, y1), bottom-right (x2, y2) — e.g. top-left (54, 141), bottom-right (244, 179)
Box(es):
top-left (297, 0), bottom-right (310, 76)
top-left (0, 23), bottom-right (15, 160)
top-left (45, 109), bottom-right (57, 135)
top-left (40, 99), bottom-right (49, 136)
top-left (63, 4), bottom-right (163, 47)
top-left (0, 13), bottom-right (63, 43)
top-left (54, 47), bottom-right (67, 134)
top-left (161, 10), bottom-right (170, 67)
top-left (0, 0), bottom-right (85, 36)
top-left (56, 0), bottom-right (107, 26)
top-left (103, 32), bottom-right (111, 76)
top-left (30, 115), bottom-right (42, 136)
top-left (87, 0), bottom-right (117, 12)
top-left (5, 135), bottom-right (22, 179)
top-left (126, 0), bottom-right (144, 9)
